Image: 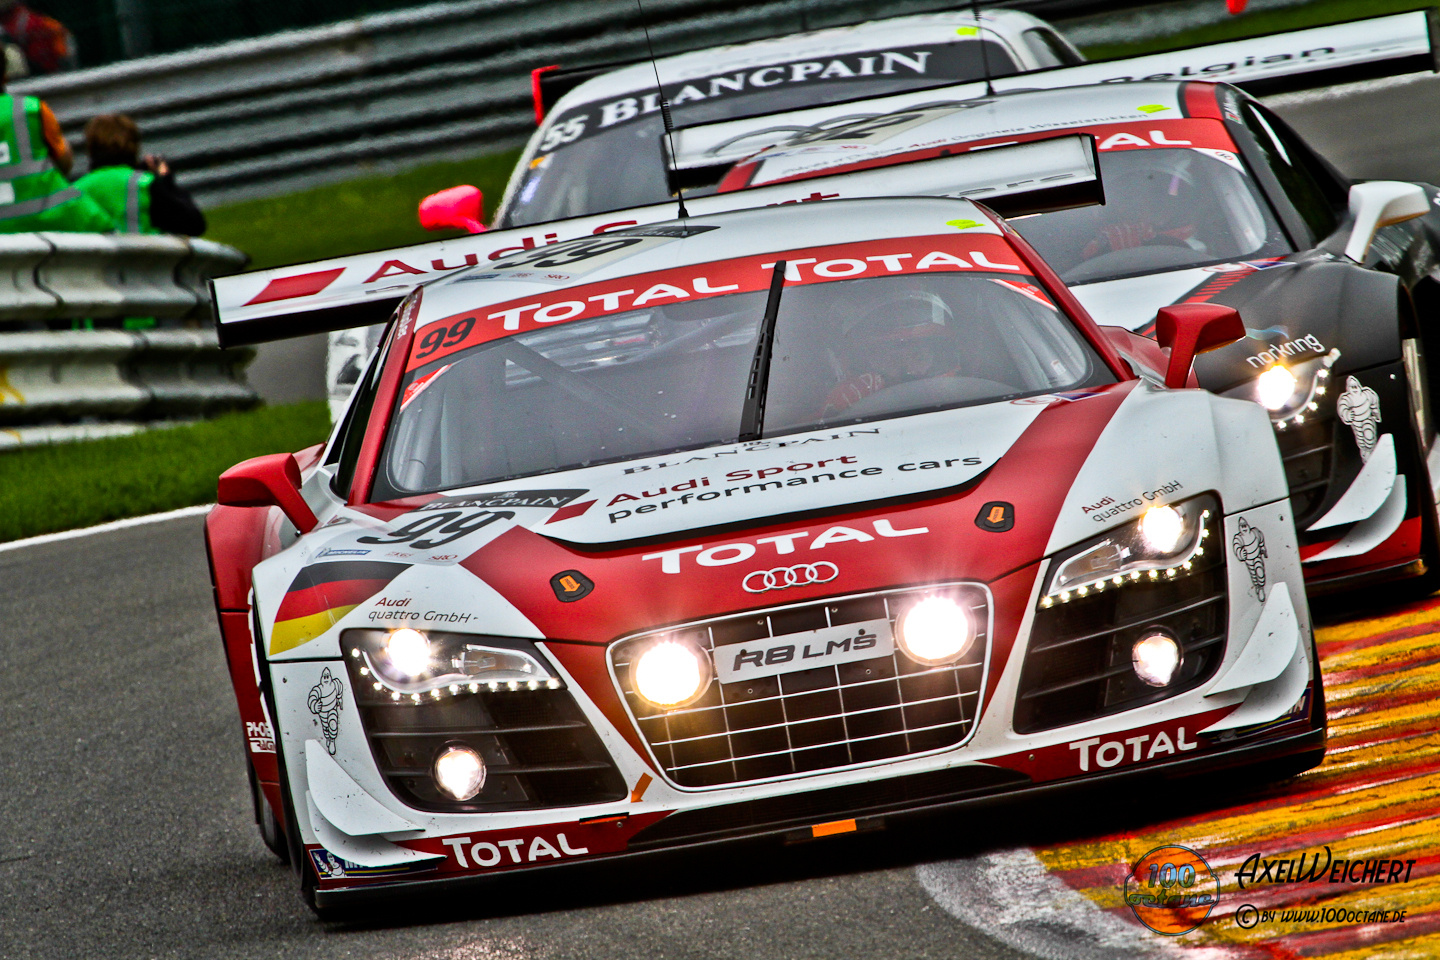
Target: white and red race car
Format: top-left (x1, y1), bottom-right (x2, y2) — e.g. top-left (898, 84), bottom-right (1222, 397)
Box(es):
top-left (208, 190), bottom-right (1324, 911)
top-left (708, 77), bottom-right (1440, 594)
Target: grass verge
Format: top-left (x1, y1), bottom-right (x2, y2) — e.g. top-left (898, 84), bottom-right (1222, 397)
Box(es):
top-left (1078, 0), bottom-right (1428, 60)
top-left (0, 402), bottom-right (331, 543)
top-left (204, 149), bottom-right (524, 271)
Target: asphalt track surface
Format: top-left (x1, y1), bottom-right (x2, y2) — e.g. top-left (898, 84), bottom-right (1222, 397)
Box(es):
top-left (7, 73), bottom-right (1440, 960)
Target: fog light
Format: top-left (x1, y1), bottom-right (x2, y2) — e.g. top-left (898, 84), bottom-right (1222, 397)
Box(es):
top-left (1132, 632), bottom-right (1182, 687)
top-left (897, 596), bottom-right (974, 665)
top-left (384, 628), bottom-right (432, 678)
top-left (633, 640), bottom-right (709, 708)
top-left (1257, 365), bottom-right (1297, 411)
top-left (433, 744), bottom-right (486, 801)
top-left (1139, 504), bottom-right (1184, 553)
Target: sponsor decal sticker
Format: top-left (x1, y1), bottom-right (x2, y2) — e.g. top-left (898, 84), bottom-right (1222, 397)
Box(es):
top-left (1244, 333), bottom-right (1324, 369)
top-left (420, 489), bottom-right (588, 510)
top-left (245, 720), bottom-right (275, 754)
top-left (270, 561), bottom-right (410, 654)
top-left (641, 518), bottom-right (928, 573)
top-left (1337, 375), bottom-right (1382, 461)
top-left (1232, 517), bottom-right (1268, 602)
top-left (407, 235), bottom-right (1031, 369)
top-left (309, 848), bottom-right (438, 880)
top-left (307, 668), bottom-right (344, 756)
top-left (1084, 480), bottom-right (1183, 523)
top-left (974, 501), bottom-right (1014, 532)
top-left (550, 569), bottom-right (595, 602)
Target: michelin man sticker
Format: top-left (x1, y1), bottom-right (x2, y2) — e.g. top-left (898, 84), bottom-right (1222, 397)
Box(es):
top-left (308, 668), bottom-right (344, 755)
top-left (1337, 375), bottom-right (1382, 462)
top-left (1232, 518), bottom-right (1268, 602)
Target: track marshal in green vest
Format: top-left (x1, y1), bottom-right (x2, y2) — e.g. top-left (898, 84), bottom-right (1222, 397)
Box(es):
top-left (0, 57), bottom-right (112, 233)
top-left (75, 114), bottom-right (205, 236)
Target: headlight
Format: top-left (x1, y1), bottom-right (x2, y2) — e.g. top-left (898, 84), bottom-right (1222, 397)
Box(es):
top-left (384, 628), bottom-right (433, 678)
top-left (1041, 494), bottom-right (1217, 607)
top-left (631, 639), bottom-right (711, 709)
top-left (1221, 349), bottom-right (1338, 429)
top-left (896, 595), bottom-right (976, 665)
top-left (433, 743), bottom-right (487, 801)
top-left (1132, 631), bottom-right (1183, 687)
top-left (345, 629), bottom-right (564, 703)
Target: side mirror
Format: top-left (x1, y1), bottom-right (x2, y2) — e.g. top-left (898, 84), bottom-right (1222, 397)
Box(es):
top-left (1153, 303), bottom-right (1246, 389)
top-left (1344, 181), bottom-right (1429, 262)
top-left (218, 452), bottom-right (318, 534)
top-left (418, 185), bottom-right (486, 234)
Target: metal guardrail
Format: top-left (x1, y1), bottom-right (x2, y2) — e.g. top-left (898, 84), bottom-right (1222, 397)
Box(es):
top-left (0, 235), bottom-right (257, 440)
top-left (8, 0), bottom-right (1165, 207)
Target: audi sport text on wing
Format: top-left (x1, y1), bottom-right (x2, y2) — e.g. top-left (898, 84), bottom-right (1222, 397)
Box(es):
top-left (207, 197), bottom-right (1323, 910)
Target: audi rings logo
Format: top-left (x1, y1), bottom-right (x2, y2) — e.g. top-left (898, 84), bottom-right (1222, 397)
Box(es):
top-left (742, 562), bottom-right (839, 593)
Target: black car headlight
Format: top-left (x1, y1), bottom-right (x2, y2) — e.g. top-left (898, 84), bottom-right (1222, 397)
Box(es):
top-left (1041, 494), bottom-right (1217, 607)
top-left (345, 628), bottom-right (565, 702)
top-left (1220, 349), bottom-right (1338, 429)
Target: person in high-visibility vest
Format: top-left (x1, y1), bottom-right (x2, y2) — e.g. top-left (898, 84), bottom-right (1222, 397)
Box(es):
top-left (74, 114), bottom-right (205, 236)
top-left (0, 55), bottom-right (111, 233)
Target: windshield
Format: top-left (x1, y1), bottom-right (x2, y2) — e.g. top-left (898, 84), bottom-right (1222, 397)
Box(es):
top-left (502, 40), bottom-right (1019, 227)
top-left (376, 271), bottom-right (1110, 498)
top-left (1009, 148), bottom-right (1289, 284)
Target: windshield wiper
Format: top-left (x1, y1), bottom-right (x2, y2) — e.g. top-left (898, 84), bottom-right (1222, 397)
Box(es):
top-left (737, 261), bottom-right (787, 442)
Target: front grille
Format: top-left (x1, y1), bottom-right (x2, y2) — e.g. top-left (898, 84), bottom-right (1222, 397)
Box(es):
top-left (1276, 414), bottom-right (1336, 526)
top-left (1016, 508), bottom-right (1228, 734)
top-left (630, 765), bottom-right (1030, 849)
top-left (345, 653), bottom-right (627, 813)
top-left (611, 584), bottom-right (990, 789)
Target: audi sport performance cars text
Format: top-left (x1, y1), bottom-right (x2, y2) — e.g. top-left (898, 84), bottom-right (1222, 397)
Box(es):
top-left (207, 197), bottom-right (1323, 910)
top-left (716, 79), bottom-right (1440, 594)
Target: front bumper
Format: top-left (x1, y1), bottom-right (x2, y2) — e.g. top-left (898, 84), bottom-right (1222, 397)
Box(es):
top-left (309, 704), bottom-right (1324, 908)
top-left (270, 502), bottom-right (1317, 903)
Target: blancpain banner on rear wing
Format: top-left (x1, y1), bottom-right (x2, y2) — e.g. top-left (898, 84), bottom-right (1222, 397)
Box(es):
top-left (537, 400), bottom-right (1052, 545)
top-left (210, 140), bottom-right (1095, 345)
top-left (670, 10), bottom-right (1436, 169)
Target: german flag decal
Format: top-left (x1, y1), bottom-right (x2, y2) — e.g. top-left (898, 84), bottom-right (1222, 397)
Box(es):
top-left (270, 561), bottom-right (409, 655)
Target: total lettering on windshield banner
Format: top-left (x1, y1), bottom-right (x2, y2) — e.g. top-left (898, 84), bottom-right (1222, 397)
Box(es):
top-left (406, 234), bottom-right (1030, 371)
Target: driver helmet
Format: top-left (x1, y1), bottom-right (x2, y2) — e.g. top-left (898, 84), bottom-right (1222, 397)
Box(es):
top-left (844, 290), bottom-right (961, 383)
top-left (1096, 158), bottom-right (1200, 250)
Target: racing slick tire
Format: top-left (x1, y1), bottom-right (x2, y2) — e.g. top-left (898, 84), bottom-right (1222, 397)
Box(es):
top-left (247, 757), bottom-right (289, 865)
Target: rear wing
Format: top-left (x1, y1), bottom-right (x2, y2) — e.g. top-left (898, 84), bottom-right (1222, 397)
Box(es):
top-left (670, 9), bottom-right (1438, 171)
top-left (211, 135), bottom-right (1099, 347)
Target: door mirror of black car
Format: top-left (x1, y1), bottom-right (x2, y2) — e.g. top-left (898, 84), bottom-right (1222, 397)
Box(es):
top-left (1154, 303), bottom-right (1246, 389)
top-left (418, 185), bottom-right (487, 234)
top-left (1345, 181), bottom-right (1428, 262)
top-left (218, 452), bottom-right (318, 534)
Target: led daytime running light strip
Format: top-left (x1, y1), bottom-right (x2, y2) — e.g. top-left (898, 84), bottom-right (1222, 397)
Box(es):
top-left (1273, 349), bottom-right (1339, 432)
top-left (1039, 509), bottom-right (1212, 609)
top-left (349, 646), bottom-right (562, 704)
